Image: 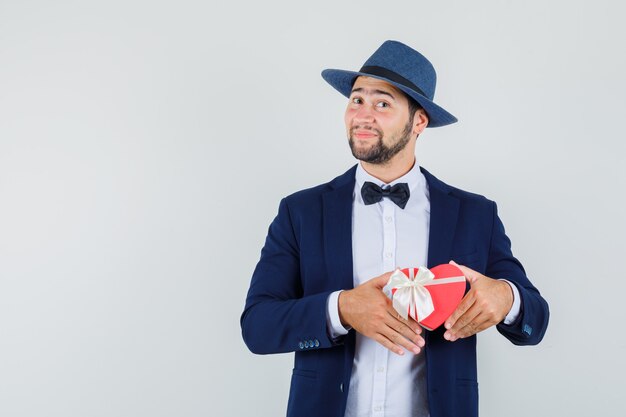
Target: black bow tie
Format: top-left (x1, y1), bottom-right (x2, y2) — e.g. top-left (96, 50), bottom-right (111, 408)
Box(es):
top-left (361, 181), bottom-right (410, 209)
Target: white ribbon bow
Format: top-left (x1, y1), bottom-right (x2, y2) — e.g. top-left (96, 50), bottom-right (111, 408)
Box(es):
top-left (383, 267), bottom-right (466, 322)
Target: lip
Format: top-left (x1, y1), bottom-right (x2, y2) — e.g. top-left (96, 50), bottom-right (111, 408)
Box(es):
top-left (353, 130), bottom-right (378, 139)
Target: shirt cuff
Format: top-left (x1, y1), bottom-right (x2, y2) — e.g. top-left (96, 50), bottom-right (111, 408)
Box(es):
top-left (499, 279), bottom-right (521, 325)
top-left (326, 290), bottom-right (351, 339)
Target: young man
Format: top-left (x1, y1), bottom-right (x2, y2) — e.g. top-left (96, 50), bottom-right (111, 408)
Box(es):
top-left (241, 40), bottom-right (549, 417)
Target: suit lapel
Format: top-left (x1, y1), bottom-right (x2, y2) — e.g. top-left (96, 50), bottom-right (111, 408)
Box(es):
top-left (421, 167), bottom-right (461, 403)
top-left (322, 168), bottom-right (356, 292)
top-left (322, 166), bottom-right (357, 385)
top-left (422, 167), bottom-right (460, 268)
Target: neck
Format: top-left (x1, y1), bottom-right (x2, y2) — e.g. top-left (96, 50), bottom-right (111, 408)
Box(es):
top-left (361, 152), bottom-right (416, 184)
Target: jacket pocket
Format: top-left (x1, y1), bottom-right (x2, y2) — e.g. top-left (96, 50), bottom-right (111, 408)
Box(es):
top-left (292, 368), bottom-right (317, 379)
top-left (456, 378), bottom-right (478, 387)
top-left (455, 378), bottom-right (479, 417)
top-left (287, 369), bottom-right (320, 416)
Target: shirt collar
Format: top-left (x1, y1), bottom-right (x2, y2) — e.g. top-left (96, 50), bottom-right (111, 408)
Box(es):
top-left (355, 159), bottom-right (423, 192)
top-left (354, 159), bottom-right (428, 207)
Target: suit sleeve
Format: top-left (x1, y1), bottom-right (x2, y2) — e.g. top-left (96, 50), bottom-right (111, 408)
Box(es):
top-left (240, 198), bottom-right (336, 354)
top-left (488, 202), bottom-right (550, 345)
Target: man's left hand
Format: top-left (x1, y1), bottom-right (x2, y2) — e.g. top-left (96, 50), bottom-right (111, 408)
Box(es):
top-left (443, 260), bottom-right (513, 341)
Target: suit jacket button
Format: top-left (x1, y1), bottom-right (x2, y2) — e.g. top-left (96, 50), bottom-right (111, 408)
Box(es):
top-left (314, 339), bottom-right (320, 347)
top-left (304, 341), bottom-right (309, 348)
top-left (340, 383), bottom-right (343, 392)
top-left (523, 324), bottom-right (533, 336)
top-left (298, 342), bottom-right (304, 349)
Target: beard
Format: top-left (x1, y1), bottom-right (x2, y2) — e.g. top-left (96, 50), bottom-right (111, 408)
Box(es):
top-left (348, 119), bottom-right (413, 165)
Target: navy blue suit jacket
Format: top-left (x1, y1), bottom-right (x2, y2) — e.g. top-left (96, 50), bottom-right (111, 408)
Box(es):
top-left (241, 165), bottom-right (549, 417)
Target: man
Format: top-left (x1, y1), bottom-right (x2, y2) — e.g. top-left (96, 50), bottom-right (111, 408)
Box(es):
top-left (241, 40), bottom-right (549, 417)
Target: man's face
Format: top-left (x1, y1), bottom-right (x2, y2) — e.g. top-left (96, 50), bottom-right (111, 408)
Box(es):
top-left (345, 76), bottom-right (424, 165)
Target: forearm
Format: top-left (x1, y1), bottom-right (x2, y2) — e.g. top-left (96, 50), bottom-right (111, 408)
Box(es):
top-left (488, 202), bottom-right (550, 345)
top-left (241, 290), bottom-right (335, 354)
top-left (496, 283), bottom-right (549, 345)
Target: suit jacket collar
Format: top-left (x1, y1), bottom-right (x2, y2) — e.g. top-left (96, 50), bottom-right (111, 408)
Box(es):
top-left (323, 164), bottom-right (460, 270)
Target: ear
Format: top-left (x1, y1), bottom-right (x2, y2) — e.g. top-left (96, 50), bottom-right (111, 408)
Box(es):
top-left (412, 109), bottom-right (429, 137)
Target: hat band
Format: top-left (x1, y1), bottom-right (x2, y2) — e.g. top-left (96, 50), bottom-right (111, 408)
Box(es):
top-left (360, 65), bottom-right (427, 98)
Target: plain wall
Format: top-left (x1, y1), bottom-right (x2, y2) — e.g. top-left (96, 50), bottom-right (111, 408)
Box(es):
top-left (1, 1), bottom-right (624, 416)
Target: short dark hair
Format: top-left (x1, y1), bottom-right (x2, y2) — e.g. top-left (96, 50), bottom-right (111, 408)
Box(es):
top-left (406, 95), bottom-right (423, 124)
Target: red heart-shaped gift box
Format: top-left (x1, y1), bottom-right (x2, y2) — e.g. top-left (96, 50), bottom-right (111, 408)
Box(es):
top-left (389, 264), bottom-right (466, 331)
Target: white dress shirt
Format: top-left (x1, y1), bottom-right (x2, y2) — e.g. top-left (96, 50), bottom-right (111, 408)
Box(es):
top-left (326, 160), bottom-right (520, 417)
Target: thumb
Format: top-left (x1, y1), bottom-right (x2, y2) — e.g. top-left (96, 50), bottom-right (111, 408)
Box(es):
top-left (372, 270), bottom-right (395, 288)
top-left (449, 260), bottom-right (480, 284)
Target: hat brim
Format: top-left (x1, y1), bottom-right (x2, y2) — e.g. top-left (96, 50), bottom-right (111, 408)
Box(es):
top-left (321, 68), bottom-right (458, 128)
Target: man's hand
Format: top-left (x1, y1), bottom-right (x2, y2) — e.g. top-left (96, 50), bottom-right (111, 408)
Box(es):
top-left (444, 261), bottom-right (514, 341)
top-left (338, 271), bottom-right (425, 356)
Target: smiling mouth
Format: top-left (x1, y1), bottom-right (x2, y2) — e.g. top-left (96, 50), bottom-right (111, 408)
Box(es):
top-left (354, 132), bottom-right (378, 139)
top-left (351, 127), bottom-right (381, 139)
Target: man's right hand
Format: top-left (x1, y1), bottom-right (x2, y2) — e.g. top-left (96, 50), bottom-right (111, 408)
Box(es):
top-left (338, 271), bottom-right (425, 355)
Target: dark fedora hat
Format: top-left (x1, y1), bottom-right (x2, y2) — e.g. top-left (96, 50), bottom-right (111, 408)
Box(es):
top-left (321, 40), bottom-right (457, 128)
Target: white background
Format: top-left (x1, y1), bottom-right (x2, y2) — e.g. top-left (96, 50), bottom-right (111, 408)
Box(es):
top-left (1, 1), bottom-right (624, 416)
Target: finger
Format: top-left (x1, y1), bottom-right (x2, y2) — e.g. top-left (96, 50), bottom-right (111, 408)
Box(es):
top-left (406, 318), bottom-right (423, 335)
top-left (447, 302), bottom-right (482, 334)
top-left (372, 333), bottom-right (405, 356)
top-left (389, 318), bottom-right (425, 348)
top-left (444, 303), bottom-right (482, 340)
top-left (381, 322), bottom-right (423, 354)
top-left (444, 292), bottom-right (476, 330)
top-left (384, 312), bottom-right (425, 349)
top-left (373, 320), bottom-right (423, 356)
top-left (449, 260), bottom-right (480, 284)
top-left (450, 314), bottom-right (491, 341)
top-left (467, 317), bottom-right (493, 335)
top-left (372, 271), bottom-right (395, 288)
top-left (383, 316), bottom-right (424, 354)
top-left (386, 307), bottom-right (422, 335)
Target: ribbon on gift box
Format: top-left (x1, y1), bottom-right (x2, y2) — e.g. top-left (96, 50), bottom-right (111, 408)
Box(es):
top-left (383, 267), bottom-right (466, 321)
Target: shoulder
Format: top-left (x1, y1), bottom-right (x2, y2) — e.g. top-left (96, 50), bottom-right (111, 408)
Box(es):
top-left (421, 166), bottom-right (496, 208)
top-left (282, 165), bottom-right (357, 207)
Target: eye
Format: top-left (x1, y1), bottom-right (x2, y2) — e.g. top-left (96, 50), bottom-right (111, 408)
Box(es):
top-left (351, 97), bottom-right (362, 104)
top-left (376, 101), bottom-right (389, 108)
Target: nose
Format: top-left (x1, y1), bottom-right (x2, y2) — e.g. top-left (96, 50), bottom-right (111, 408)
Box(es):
top-left (352, 103), bottom-right (375, 124)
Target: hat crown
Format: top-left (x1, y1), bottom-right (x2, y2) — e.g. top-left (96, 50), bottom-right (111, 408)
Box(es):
top-left (320, 40), bottom-right (457, 127)
top-left (361, 40), bottom-right (437, 100)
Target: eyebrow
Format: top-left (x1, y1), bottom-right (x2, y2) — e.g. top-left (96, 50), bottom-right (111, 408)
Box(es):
top-left (350, 87), bottom-right (397, 101)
